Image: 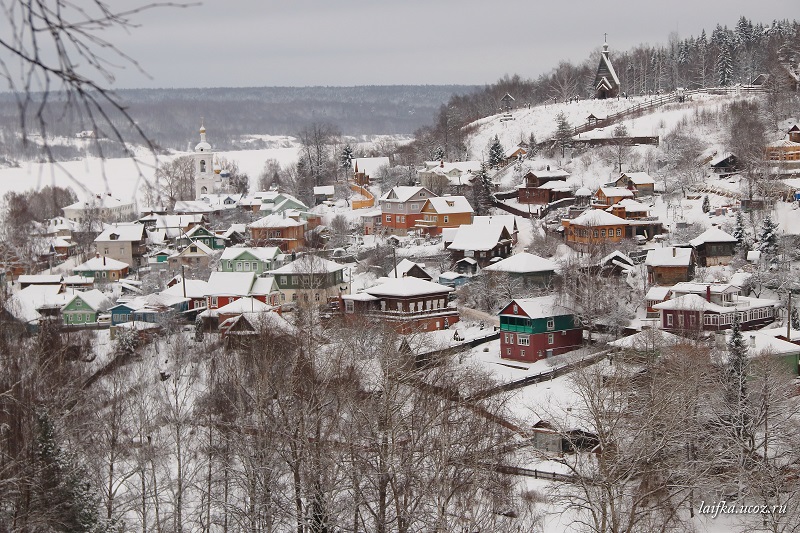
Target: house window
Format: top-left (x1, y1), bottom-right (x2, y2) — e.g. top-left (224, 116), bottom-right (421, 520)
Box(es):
top-left (547, 333), bottom-right (554, 345)
top-left (443, 215), bottom-right (449, 223)
top-left (690, 314), bottom-right (697, 326)
top-left (236, 262), bottom-right (242, 271)
top-left (616, 228), bottom-right (622, 236)
top-left (513, 304), bottom-right (518, 314)
top-left (281, 293), bottom-right (286, 301)
top-left (520, 350), bottom-right (525, 358)
top-left (506, 348), bottom-right (511, 356)
top-left (76, 300), bottom-right (82, 307)
top-left (280, 276), bottom-right (287, 285)
top-left (601, 229), bottom-right (606, 237)
top-left (517, 335), bottom-right (529, 346)
top-left (292, 293), bottom-right (298, 301)
top-left (546, 318), bottom-right (554, 330)
top-left (227, 260), bottom-right (232, 269)
top-left (411, 203), bottom-right (418, 210)
top-left (667, 314), bottom-right (673, 326)
top-left (315, 293), bottom-right (321, 301)
top-left (678, 314), bottom-right (685, 327)
top-left (345, 300), bottom-right (354, 313)
top-left (102, 272), bottom-right (107, 278)
top-left (244, 262), bottom-right (251, 271)
top-left (291, 277), bottom-right (298, 286)
top-left (385, 215), bottom-right (391, 222)
top-left (211, 297), bottom-right (218, 307)
top-left (593, 230), bottom-right (599, 238)
top-left (399, 216), bottom-right (405, 223)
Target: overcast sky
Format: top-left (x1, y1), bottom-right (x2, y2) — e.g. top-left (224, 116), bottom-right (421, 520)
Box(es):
top-left (103, 0), bottom-right (795, 89)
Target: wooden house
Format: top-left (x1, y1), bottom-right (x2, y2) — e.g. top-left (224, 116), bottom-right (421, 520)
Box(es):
top-left (615, 172), bottom-right (655, 196)
top-left (380, 186), bottom-right (437, 236)
top-left (498, 296), bottom-right (582, 363)
top-left (61, 289), bottom-right (109, 326)
top-left (689, 227), bottom-right (737, 266)
top-left (219, 247), bottom-right (281, 275)
top-left (517, 167), bottom-right (570, 204)
top-left (562, 210), bottom-right (629, 251)
top-left (270, 255), bottom-right (347, 305)
top-left (645, 247), bottom-right (695, 285)
top-left (94, 223), bottom-right (147, 269)
top-left (416, 195), bottom-right (474, 235)
top-left (709, 153), bottom-right (740, 175)
top-left (168, 241), bottom-right (213, 274)
top-left (247, 214), bottom-right (306, 252)
top-left (653, 289), bottom-right (778, 333)
top-left (594, 187), bottom-right (635, 207)
top-left (177, 225), bottom-right (227, 250)
top-left (73, 254), bottom-right (130, 282)
top-left (447, 223), bottom-right (513, 268)
top-left (342, 277), bottom-right (458, 334)
top-left (388, 259), bottom-right (432, 281)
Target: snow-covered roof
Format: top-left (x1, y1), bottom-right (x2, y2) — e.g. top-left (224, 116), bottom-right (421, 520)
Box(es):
top-left (483, 252), bottom-right (558, 274)
top-left (574, 187), bottom-right (592, 197)
top-left (353, 156), bottom-right (391, 176)
top-left (438, 271), bottom-right (467, 281)
top-left (671, 282), bottom-right (738, 295)
top-left (598, 187), bottom-right (635, 199)
top-left (621, 172), bottom-right (655, 185)
top-left (653, 293), bottom-right (779, 313)
top-left (95, 223), bottom-right (145, 242)
top-left (313, 185), bottom-right (335, 196)
top-left (63, 194), bottom-right (132, 211)
top-left (6, 285), bottom-right (66, 323)
top-left (365, 277), bottom-right (453, 298)
top-left (342, 292), bottom-right (380, 302)
top-left (537, 181), bottom-right (572, 191)
top-left (161, 279), bottom-right (209, 299)
top-left (531, 168), bottom-right (570, 180)
top-left (270, 255), bottom-right (344, 275)
top-left (472, 215), bottom-right (517, 234)
top-left (423, 195), bottom-right (474, 214)
top-left (709, 152), bottom-right (736, 166)
top-left (448, 223), bottom-right (510, 252)
top-left (73, 255), bottom-right (129, 272)
top-left (216, 297), bottom-right (272, 315)
top-left (175, 240), bottom-right (213, 256)
top-left (608, 199), bottom-right (650, 212)
top-left (220, 246), bottom-right (281, 261)
top-left (689, 227), bottom-right (737, 247)
top-left (608, 329), bottom-right (687, 350)
top-left (441, 227), bottom-right (460, 243)
top-left (645, 286), bottom-right (671, 301)
top-left (206, 272), bottom-right (256, 296)
top-left (62, 289), bottom-right (109, 312)
top-left (174, 200), bottom-right (215, 214)
top-left (645, 247), bottom-right (693, 267)
top-left (248, 214), bottom-right (306, 228)
top-left (388, 259), bottom-right (428, 279)
top-left (17, 274), bottom-right (63, 285)
top-left (380, 186), bottom-right (434, 203)
top-left (501, 295), bottom-right (573, 319)
top-left (251, 276), bottom-right (278, 295)
top-left (569, 209), bottom-right (628, 227)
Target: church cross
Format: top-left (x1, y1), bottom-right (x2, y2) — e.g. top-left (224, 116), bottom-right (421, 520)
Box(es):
top-left (604, 32), bottom-right (607, 42)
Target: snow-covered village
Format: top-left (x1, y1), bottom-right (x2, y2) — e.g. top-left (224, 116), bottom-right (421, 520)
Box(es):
top-left (2, 3), bottom-right (800, 533)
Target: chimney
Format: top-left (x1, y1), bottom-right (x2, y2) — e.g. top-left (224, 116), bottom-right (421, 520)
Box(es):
top-left (546, 165), bottom-right (550, 171)
top-left (95, 252), bottom-right (100, 259)
top-left (705, 285), bottom-right (711, 302)
top-left (672, 247), bottom-right (676, 257)
top-left (440, 160), bottom-right (444, 167)
top-left (103, 256), bottom-right (106, 266)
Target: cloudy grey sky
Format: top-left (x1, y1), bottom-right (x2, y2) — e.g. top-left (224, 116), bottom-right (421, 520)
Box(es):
top-left (105, 0), bottom-right (795, 89)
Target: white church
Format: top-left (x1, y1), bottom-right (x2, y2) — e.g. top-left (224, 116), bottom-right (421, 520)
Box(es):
top-left (193, 122), bottom-right (224, 199)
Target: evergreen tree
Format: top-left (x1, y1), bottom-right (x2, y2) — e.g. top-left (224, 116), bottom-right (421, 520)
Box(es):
top-left (724, 316), bottom-right (754, 478)
top-left (702, 195), bottom-right (710, 213)
top-left (792, 307), bottom-right (800, 330)
top-left (758, 214), bottom-right (779, 257)
top-left (717, 45), bottom-right (734, 86)
top-left (471, 163), bottom-right (494, 216)
top-left (432, 146), bottom-right (445, 161)
top-left (732, 210), bottom-right (747, 250)
top-left (554, 112), bottom-right (573, 157)
top-left (487, 135), bottom-right (505, 169)
top-left (35, 412), bottom-right (108, 532)
top-left (527, 132), bottom-right (539, 159)
top-left (339, 144), bottom-right (354, 172)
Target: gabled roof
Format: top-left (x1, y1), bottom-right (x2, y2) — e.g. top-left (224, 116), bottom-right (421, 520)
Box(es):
top-left (161, 279), bottom-right (209, 299)
top-left (609, 198), bottom-right (650, 212)
top-left (380, 186), bottom-right (435, 203)
top-left (621, 172), bottom-right (655, 185)
top-left (500, 296), bottom-right (574, 319)
top-left (448, 223), bottom-right (511, 252)
top-left (220, 246), bottom-right (281, 262)
top-left (388, 259), bottom-right (429, 279)
top-left (6, 285), bottom-right (66, 323)
top-left (248, 214), bottom-right (306, 229)
top-left (689, 227), bottom-right (737, 247)
top-left (569, 209), bottom-right (628, 227)
top-left (608, 329), bottom-right (687, 350)
top-left (63, 195), bottom-right (132, 211)
top-left (17, 274), bottom-right (63, 285)
top-left (270, 255), bottom-right (344, 275)
top-left (709, 152), bottom-right (737, 167)
top-left (173, 240), bottom-right (213, 256)
top-left (671, 282), bottom-right (738, 295)
top-left (472, 215), bottom-right (517, 234)
top-left (597, 187), bottom-right (635, 199)
top-left (645, 247), bottom-right (693, 267)
top-left (483, 252), bottom-right (558, 274)
top-left (422, 196), bottom-right (474, 214)
top-left (365, 277), bottom-right (453, 298)
top-left (206, 272), bottom-right (256, 296)
top-left (530, 168), bottom-right (570, 180)
top-left (645, 286), bottom-right (671, 301)
top-left (73, 255), bottom-right (129, 272)
top-left (216, 297), bottom-right (272, 315)
top-left (62, 289), bottom-right (109, 312)
top-left (95, 223), bottom-right (145, 242)
top-left (251, 276), bottom-right (278, 295)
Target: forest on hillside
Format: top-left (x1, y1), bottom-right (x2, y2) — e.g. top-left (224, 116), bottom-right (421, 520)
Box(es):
top-left (411, 17), bottom-right (800, 161)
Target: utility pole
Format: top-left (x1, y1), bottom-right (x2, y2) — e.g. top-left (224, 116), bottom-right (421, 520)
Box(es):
top-left (181, 264), bottom-right (186, 299)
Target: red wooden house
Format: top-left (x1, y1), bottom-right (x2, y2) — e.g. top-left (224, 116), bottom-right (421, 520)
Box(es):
top-left (498, 296), bottom-right (583, 363)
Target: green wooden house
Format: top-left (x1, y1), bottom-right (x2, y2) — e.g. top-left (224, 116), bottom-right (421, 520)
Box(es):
top-left (61, 289), bottom-right (110, 326)
top-left (219, 247), bottom-right (282, 276)
top-left (177, 225), bottom-right (227, 250)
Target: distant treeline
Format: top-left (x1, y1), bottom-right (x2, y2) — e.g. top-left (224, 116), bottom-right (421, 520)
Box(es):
top-left (410, 17), bottom-right (800, 161)
top-left (0, 85), bottom-right (480, 163)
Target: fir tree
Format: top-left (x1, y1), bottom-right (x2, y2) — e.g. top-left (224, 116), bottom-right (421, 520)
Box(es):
top-left (732, 210), bottom-right (747, 251)
top-left (758, 214), bottom-right (779, 256)
top-left (487, 135), bottom-right (505, 169)
top-left (724, 316), bottom-right (754, 476)
top-left (471, 163), bottom-right (494, 216)
top-left (339, 144), bottom-right (354, 172)
top-left (554, 112), bottom-right (573, 157)
top-left (432, 146), bottom-right (445, 161)
top-left (717, 45), bottom-right (734, 86)
top-left (792, 307), bottom-right (800, 330)
top-left (526, 132), bottom-right (539, 159)
top-left (702, 195), bottom-right (710, 213)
